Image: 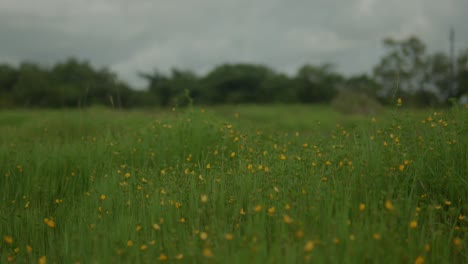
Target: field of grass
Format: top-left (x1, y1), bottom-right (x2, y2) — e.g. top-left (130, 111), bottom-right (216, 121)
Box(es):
top-left (1, 104), bottom-right (467, 263)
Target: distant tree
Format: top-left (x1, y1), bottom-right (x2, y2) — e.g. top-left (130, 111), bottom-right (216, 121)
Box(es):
top-left (167, 69), bottom-right (199, 106)
top-left (200, 64), bottom-right (275, 104)
top-left (51, 58), bottom-right (95, 107)
top-left (456, 49), bottom-right (468, 99)
top-left (51, 58), bottom-right (133, 108)
top-left (373, 36), bottom-right (429, 101)
top-left (343, 74), bottom-right (382, 98)
top-left (294, 64), bottom-right (344, 103)
top-left (139, 70), bottom-right (173, 107)
top-left (91, 68), bottom-right (121, 107)
top-left (0, 64), bottom-right (18, 107)
top-left (258, 73), bottom-right (296, 103)
top-left (12, 62), bottom-right (59, 107)
top-left (425, 52), bottom-right (451, 103)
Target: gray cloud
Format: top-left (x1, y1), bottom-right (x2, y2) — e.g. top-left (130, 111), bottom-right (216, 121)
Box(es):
top-left (1, 0), bottom-right (467, 88)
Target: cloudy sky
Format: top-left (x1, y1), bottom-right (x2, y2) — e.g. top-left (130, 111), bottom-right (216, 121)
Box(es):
top-left (1, 0), bottom-right (467, 88)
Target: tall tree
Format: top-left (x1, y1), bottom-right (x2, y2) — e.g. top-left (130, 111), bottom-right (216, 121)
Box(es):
top-left (51, 58), bottom-right (95, 107)
top-left (455, 49), bottom-right (468, 100)
top-left (13, 62), bottom-right (57, 107)
top-left (0, 64), bottom-right (18, 107)
top-left (139, 70), bottom-right (172, 107)
top-left (200, 64), bottom-right (275, 104)
top-left (294, 64), bottom-right (343, 103)
top-left (373, 36), bottom-right (428, 99)
top-left (343, 74), bottom-right (382, 98)
top-left (425, 52), bottom-right (451, 101)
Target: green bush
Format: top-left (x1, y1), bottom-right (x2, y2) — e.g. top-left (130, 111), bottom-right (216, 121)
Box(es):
top-left (331, 90), bottom-right (383, 115)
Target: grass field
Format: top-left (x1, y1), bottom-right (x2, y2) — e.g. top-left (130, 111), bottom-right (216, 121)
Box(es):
top-left (1, 104), bottom-right (467, 263)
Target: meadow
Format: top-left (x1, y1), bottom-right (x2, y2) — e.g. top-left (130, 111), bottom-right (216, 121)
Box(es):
top-left (0, 104), bottom-right (467, 263)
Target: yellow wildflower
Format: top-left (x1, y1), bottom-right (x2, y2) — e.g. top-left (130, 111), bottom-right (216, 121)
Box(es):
top-left (38, 256), bottom-right (47, 264)
top-left (254, 205), bottom-right (262, 212)
top-left (159, 254), bottom-right (168, 261)
top-left (385, 200), bottom-right (394, 211)
top-left (359, 203), bottom-right (366, 211)
top-left (425, 244), bottom-right (431, 252)
top-left (304, 241), bottom-right (315, 252)
top-left (200, 232), bottom-right (208, 240)
top-left (3, 235), bottom-right (13, 244)
top-left (267, 206), bottom-right (276, 215)
top-left (414, 256), bottom-right (424, 264)
top-left (453, 237), bottom-right (462, 247)
top-left (397, 98), bottom-right (402, 106)
top-left (296, 230), bottom-right (304, 238)
top-left (283, 215), bottom-right (293, 224)
top-left (373, 233), bottom-right (381, 240)
top-left (44, 218), bottom-right (55, 228)
top-left (203, 248), bottom-right (213, 258)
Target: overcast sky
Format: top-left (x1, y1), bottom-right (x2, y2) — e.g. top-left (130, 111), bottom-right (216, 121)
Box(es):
top-left (1, 0), bottom-right (467, 88)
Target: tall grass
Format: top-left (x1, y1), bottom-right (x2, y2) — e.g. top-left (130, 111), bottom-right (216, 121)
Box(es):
top-left (1, 105), bottom-right (466, 263)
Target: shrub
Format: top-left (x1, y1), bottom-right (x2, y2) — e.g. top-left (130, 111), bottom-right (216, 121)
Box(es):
top-left (331, 90), bottom-right (383, 115)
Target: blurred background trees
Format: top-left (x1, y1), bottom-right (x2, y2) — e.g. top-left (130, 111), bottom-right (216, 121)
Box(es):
top-left (0, 35), bottom-right (466, 109)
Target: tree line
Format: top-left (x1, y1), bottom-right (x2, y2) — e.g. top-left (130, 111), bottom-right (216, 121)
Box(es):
top-left (1, 35), bottom-right (467, 109)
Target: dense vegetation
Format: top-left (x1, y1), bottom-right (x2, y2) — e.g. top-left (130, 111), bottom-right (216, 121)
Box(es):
top-left (0, 104), bottom-right (467, 263)
top-left (1, 36), bottom-right (467, 109)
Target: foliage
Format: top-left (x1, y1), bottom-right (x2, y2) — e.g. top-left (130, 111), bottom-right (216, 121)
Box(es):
top-left (0, 34), bottom-right (468, 108)
top-left (373, 35), bottom-right (466, 106)
top-left (456, 49), bottom-right (468, 99)
top-left (0, 58), bottom-right (135, 109)
top-left (344, 74), bottom-right (382, 98)
top-left (139, 68), bottom-right (199, 107)
top-left (294, 64), bottom-right (344, 103)
top-left (373, 36), bottom-right (428, 98)
top-left (331, 90), bottom-right (383, 115)
top-left (197, 63), bottom-right (277, 104)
